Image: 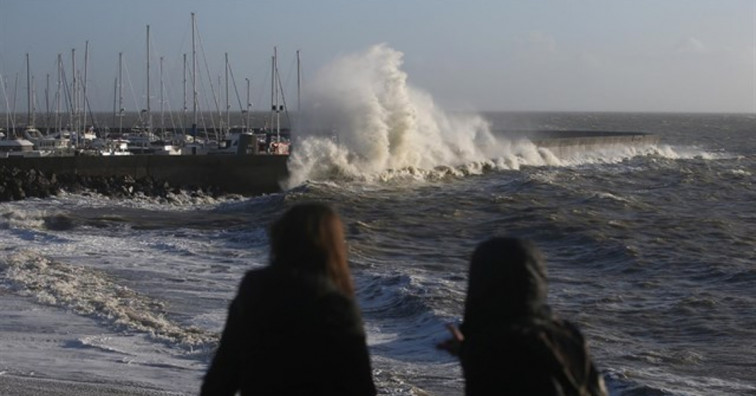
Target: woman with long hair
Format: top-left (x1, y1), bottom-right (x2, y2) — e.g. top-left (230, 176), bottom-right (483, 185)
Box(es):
top-left (201, 202), bottom-right (376, 395)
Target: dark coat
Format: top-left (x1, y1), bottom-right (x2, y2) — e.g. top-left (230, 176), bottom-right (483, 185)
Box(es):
top-left (460, 316), bottom-right (606, 396)
top-left (460, 237), bottom-right (607, 396)
top-left (200, 266), bottom-right (376, 396)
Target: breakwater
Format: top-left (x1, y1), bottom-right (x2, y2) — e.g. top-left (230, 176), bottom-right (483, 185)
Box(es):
top-left (0, 131), bottom-right (658, 202)
top-left (526, 130), bottom-right (661, 157)
top-left (0, 154), bottom-right (288, 201)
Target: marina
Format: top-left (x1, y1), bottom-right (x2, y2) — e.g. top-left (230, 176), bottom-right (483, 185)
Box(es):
top-left (1, 12), bottom-right (295, 160)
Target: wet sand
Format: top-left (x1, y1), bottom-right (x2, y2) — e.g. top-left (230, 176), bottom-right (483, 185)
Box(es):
top-left (0, 375), bottom-right (183, 396)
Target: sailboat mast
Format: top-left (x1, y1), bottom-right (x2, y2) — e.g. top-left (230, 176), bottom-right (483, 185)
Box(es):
top-left (26, 53), bottom-right (31, 126)
top-left (31, 75), bottom-right (35, 127)
top-left (11, 74), bottom-right (18, 135)
top-left (225, 52), bottom-right (229, 137)
top-left (0, 74), bottom-right (9, 134)
top-left (270, 50), bottom-right (275, 132)
top-left (191, 13), bottom-right (198, 128)
top-left (118, 52), bottom-right (123, 133)
top-left (183, 53), bottom-right (187, 131)
top-left (71, 48), bottom-right (77, 139)
top-left (297, 49), bottom-right (301, 113)
top-left (245, 77), bottom-right (250, 131)
top-left (160, 56), bottom-right (164, 133)
top-left (111, 77), bottom-right (117, 130)
top-left (82, 40), bottom-right (88, 132)
top-left (45, 73), bottom-right (50, 130)
top-left (56, 53), bottom-right (62, 133)
top-left (146, 24), bottom-right (151, 132)
top-left (271, 47), bottom-right (280, 141)
top-left (275, 48), bottom-right (280, 141)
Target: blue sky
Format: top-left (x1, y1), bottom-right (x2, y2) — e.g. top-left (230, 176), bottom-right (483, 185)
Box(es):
top-left (0, 0), bottom-right (754, 113)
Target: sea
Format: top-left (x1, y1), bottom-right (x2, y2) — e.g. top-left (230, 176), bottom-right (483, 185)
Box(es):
top-left (1, 48), bottom-right (755, 396)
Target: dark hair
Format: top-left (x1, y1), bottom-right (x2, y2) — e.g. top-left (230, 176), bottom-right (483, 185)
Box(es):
top-left (269, 202), bottom-right (355, 297)
top-left (462, 237), bottom-right (548, 331)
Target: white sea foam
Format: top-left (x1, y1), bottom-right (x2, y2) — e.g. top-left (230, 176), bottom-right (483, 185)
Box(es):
top-left (0, 250), bottom-right (216, 349)
top-left (284, 44), bottom-right (711, 189)
top-left (54, 189), bottom-right (244, 211)
top-left (730, 168), bottom-right (752, 177)
top-left (286, 44), bottom-right (506, 188)
top-left (651, 144), bottom-right (732, 160)
top-left (0, 206), bottom-right (48, 230)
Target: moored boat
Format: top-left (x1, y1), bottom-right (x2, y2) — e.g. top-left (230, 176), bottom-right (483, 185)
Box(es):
top-left (0, 138), bottom-right (39, 158)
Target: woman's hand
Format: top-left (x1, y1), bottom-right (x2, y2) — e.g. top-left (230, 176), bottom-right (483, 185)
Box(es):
top-left (436, 323), bottom-right (464, 356)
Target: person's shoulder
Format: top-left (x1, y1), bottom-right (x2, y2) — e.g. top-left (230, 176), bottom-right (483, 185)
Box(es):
top-left (236, 267), bottom-right (272, 295)
top-left (238, 267), bottom-right (263, 284)
top-left (548, 317), bottom-right (588, 345)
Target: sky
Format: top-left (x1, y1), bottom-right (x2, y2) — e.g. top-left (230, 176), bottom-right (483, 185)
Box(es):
top-left (0, 0), bottom-right (754, 114)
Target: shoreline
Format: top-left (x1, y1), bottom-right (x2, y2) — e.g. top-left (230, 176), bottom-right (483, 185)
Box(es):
top-left (0, 374), bottom-right (185, 396)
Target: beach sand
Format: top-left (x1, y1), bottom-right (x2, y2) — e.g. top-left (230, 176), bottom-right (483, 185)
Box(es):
top-left (0, 375), bottom-right (183, 396)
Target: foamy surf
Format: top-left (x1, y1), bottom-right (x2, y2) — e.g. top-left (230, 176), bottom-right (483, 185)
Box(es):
top-left (284, 44), bottom-right (712, 189)
top-left (286, 44), bottom-right (504, 188)
top-left (0, 250), bottom-right (216, 350)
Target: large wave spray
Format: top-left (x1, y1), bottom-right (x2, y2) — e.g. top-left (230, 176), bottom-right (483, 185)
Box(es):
top-left (284, 44), bottom-right (681, 189)
top-left (285, 44), bottom-right (523, 188)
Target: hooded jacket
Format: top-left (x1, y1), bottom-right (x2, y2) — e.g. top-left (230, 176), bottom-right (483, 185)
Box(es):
top-left (459, 237), bottom-right (607, 396)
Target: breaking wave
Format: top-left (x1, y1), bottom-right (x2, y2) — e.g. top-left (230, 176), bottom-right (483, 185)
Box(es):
top-left (284, 44), bottom-right (706, 189)
top-left (0, 250), bottom-right (216, 350)
top-left (286, 44), bottom-right (516, 188)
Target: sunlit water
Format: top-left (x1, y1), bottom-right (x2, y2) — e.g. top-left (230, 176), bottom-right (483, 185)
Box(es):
top-left (1, 45), bottom-right (754, 395)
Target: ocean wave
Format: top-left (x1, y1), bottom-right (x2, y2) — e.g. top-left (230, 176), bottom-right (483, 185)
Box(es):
top-left (285, 131), bottom-right (716, 190)
top-left (280, 44), bottom-right (718, 188)
top-left (285, 44), bottom-right (506, 188)
top-left (651, 144), bottom-right (733, 161)
top-left (356, 270), bottom-right (465, 365)
top-left (0, 250), bottom-right (217, 350)
top-left (53, 189), bottom-right (246, 211)
top-left (0, 206), bottom-right (50, 230)
top-left (359, 273), bottom-right (432, 320)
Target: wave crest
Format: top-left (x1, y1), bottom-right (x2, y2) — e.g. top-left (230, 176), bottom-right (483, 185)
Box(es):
top-left (284, 44), bottom-right (720, 190)
top-left (286, 44), bottom-right (503, 188)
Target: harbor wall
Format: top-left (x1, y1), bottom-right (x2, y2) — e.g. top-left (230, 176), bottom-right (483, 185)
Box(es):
top-left (527, 131), bottom-right (661, 157)
top-left (1, 154), bottom-right (289, 195)
top-left (0, 131), bottom-right (659, 200)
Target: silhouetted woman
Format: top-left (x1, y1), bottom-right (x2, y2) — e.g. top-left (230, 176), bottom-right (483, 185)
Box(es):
top-left (201, 203), bottom-right (376, 395)
top-left (439, 237), bottom-right (607, 396)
